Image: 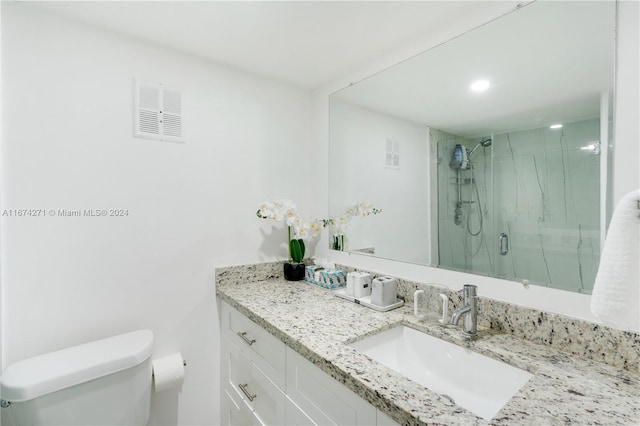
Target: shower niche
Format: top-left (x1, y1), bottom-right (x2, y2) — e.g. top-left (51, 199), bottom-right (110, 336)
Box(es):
top-left (328, 1), bottom-right (614, 294)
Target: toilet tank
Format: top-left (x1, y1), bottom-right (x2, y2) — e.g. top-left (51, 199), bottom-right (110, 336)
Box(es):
top-left (1, 329), bottom-right (154, 426)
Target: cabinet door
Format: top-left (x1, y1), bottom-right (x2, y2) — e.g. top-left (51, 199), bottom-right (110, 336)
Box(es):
top-left (377, 409), bottom-right (401, 426)
top-left (221, 389), bottom-right (253, 426)
top-left (249, 363), bottom-right (286, 426)
top-left (286, 347), bottom-right (377, 426)
top-left (285, 397), bottom-right (316, 426)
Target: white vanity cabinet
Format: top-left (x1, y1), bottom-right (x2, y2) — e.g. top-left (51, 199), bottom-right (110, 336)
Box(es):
top-left (285, 347), bottom-right (377, 425)
top-left (220, 301), bottom-right (400, 426)
top-left (221, 302), bottom-right (287, 426)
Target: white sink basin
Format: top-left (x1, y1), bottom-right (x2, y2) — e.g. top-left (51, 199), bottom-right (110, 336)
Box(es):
top-left (350, 326), bottom-right (532, 420)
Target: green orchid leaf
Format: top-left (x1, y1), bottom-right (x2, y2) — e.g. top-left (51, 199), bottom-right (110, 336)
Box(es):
top-left (290, 239), bottom-right (303, 263)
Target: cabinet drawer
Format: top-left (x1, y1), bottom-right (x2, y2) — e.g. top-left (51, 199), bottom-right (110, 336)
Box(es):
top-left (221, 302), bottom-right (286, 389)
top-left (223, 335), bottom-right (287, 426)
top-left (286, 347), bottom-right (377, 426)
top-left (222, 336), bottom-right (253, 408)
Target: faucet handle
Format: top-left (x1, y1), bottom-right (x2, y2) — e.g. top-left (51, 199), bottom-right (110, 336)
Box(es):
top-left (413, 290), bottom-right (425, 319)
top-left (438, 294), bottom-right (448, 325)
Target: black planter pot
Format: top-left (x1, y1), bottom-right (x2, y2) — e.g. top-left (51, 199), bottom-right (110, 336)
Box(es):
top-left (283, 262), bottom-right (305, 281)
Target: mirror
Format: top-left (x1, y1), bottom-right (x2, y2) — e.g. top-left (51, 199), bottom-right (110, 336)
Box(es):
top-left (329, 1), bottom-right (615, 294)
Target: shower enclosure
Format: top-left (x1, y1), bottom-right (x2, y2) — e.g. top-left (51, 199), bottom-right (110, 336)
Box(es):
top-left (435, 117), bottom-right (602, 293)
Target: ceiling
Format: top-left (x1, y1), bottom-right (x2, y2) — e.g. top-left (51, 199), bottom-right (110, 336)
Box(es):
top-left (333, 1), bottom-right (616, 137)
top-left (23, 1), bottom-right (518, 89)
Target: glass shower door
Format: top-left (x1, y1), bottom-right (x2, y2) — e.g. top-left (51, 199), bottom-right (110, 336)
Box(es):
top-left (490, 119), bottom-right (601, 292)
top-left (436, 131), bottom-right (494, 277)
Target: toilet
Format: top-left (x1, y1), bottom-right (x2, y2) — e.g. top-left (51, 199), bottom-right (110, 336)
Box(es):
top-left (0, 329), bottom-right (154, 425)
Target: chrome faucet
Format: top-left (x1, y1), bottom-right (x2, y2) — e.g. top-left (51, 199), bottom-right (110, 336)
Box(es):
top-left (450, 284), bottom-right (478, 338)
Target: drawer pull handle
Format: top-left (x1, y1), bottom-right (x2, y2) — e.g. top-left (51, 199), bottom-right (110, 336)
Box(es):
top-left (238, 383), bottom-right (256, 401)
top-left (237, 331), bottom-right (256, 346)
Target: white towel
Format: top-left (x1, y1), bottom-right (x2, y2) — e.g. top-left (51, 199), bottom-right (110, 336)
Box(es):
top-left (590, 189), bottom-right (640, 332)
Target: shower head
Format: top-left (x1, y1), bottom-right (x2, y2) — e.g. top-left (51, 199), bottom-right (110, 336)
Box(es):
top-left (468, 138), bottom-right (492, 157)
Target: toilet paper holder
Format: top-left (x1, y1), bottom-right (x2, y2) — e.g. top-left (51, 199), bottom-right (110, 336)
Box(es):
top-left (151, 358), bottom-right (187, 378)
top-left (151, 353), bottom-right (187, 392)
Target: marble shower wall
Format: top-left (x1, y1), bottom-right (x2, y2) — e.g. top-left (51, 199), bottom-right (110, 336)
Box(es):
top-left (492, 119), bottom-right (600, 293)
top-left (435, 118), bottom-right (601, 293)
top-left (435, 128), bottom-right (494, 278)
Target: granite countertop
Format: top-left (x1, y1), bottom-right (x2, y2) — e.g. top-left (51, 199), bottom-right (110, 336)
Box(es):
top-left (216, 277), bottom-right (640, 425)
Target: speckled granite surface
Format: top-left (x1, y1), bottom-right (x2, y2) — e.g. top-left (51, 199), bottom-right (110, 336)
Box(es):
top-left (336, 263), bottom-right (640, 372)
top-left (215, 262), bottom-right (640, 425)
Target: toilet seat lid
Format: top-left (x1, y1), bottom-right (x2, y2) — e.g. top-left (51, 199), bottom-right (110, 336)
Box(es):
top-left (1, 329), bottom-right (154, 402)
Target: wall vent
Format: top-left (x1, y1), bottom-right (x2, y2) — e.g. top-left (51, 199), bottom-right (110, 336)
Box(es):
top-left (134, 80), bottom-right (183, 143)
top-left (385, 138), bottom-right (400, 169)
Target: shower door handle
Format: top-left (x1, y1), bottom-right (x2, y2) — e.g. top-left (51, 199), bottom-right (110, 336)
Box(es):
top-left (499, 233), bottom-right (509, 256)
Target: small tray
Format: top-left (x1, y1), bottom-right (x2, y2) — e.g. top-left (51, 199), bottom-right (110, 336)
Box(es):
top-left (334, 289), bottom-right (404, 312)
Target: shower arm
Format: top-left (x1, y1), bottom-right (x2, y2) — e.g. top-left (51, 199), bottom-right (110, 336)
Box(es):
top-left (468, 138), bottom-right (492, 157)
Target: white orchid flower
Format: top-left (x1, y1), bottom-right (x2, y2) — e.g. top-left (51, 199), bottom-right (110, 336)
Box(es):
top-left (309, 220), bottom-right (321, 237)
top-left (257, 198), bottom-right (322, 239)
top-left (322, 201), bottom-right (381, 235)
top-left (285, 209), bottom-right (298, 225)
top-left (294, 223), bottom-right (310, 239)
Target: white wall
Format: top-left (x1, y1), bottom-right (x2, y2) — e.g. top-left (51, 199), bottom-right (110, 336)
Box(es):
top-left (311, 2), bottom-right (640, 328)
top-left (330, 100), bottom-right (429, 263)
top-left (1, 4), bottom-right (311, 424)
top-left (613, 0), bottom-right (640, 203)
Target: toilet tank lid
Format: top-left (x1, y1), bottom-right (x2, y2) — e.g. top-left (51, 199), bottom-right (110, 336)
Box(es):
top-left (1, 329), bottom-right (154, 402)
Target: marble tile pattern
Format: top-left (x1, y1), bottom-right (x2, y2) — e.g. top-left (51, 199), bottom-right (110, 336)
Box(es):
top-left (215, 262), bottom-right (640, 426)
top-left (434, 119), bottom-right (601, 294)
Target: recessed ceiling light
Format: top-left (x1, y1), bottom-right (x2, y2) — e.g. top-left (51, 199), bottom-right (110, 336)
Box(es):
top-left (470, 80), bottom-right (491, 92)
top-left (550, 124), bottom-right (563, 129)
